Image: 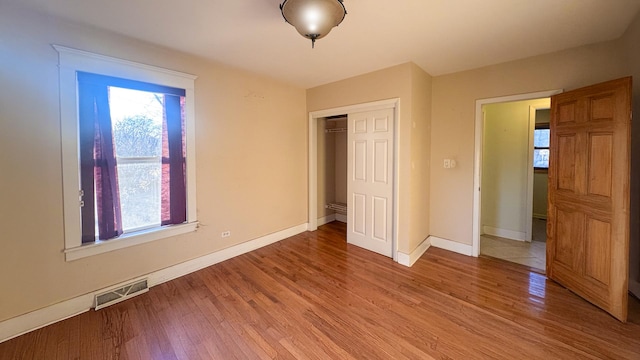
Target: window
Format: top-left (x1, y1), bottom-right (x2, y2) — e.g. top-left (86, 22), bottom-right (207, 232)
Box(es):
top-left (533, 124), bottom-right (550, 169)
top-left (78, 72), bottom-right (188, 242)
top-left (56, 46), bottom-right (197, 261)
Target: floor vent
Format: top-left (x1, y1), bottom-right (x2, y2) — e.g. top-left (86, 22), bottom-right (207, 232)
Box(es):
top-left (94, 279), bottom-right (149, 310)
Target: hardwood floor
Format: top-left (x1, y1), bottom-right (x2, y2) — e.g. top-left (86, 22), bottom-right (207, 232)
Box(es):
top-left (1, 221), bottom-right (639, 359)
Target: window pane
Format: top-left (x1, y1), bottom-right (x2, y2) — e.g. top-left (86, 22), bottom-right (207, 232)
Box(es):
top-left (534, 129), bottom-right (550, 148)
top-left (109, 87), bottom-right (163, 158)
top-left (118, 162), bottom-right (161, 230)
top-left (108, 86), bottom-right (164, 232)
top-left (533, 149), bottom-right (549, 168)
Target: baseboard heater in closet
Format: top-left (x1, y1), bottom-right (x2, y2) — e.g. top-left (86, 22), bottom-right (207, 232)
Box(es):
top-left (325, 202), bottom-right (347, 214)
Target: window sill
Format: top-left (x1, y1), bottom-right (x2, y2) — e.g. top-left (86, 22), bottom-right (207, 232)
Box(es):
top-left (64, 222), bottom-right (198, 261)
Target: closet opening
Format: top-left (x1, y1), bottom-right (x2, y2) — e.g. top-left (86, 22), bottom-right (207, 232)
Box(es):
top-left (317, 115), bottom-right (348, 227)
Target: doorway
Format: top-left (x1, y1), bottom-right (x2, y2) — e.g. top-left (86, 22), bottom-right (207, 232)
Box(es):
top-left (472, 90), bottom-right (562, 263)
top-left (316, 115), bottom-right (348, 227)
top-left (308, 99), bottom-right (400, 261)
top-left (479, 99), bottom-right (550, 271)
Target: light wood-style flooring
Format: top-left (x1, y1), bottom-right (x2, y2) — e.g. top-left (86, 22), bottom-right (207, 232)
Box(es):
top-left (480, 218), bottom-right (547, 271)
top-left (1, 221), bottom-right (639, 359)
top-left (480, 234), bottom-right (546, 271)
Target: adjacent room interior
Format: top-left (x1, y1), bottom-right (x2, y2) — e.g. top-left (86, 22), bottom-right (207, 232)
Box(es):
top-left (480, 99), bottom-right (550, 272)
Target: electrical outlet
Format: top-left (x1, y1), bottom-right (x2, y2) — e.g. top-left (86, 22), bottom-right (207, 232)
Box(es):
top-left (221, 231), bottom-right (231, 238)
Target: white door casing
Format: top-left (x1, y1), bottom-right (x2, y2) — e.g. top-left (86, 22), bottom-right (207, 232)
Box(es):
top-left (347, 108), bottom-right (394, 257)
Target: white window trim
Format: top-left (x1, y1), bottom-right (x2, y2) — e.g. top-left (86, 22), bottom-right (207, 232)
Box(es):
top-left (54, 45), bottom-right (198, 261)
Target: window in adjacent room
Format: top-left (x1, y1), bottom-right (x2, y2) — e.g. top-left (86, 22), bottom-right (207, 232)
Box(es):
top-left (533, 124), bottom-right (550, 169)
top-left (55, 45), bottom-right (198, 261)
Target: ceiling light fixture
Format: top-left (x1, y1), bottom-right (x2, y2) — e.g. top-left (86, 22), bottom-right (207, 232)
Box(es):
top-left (279, 0), bottom-right (347, 48)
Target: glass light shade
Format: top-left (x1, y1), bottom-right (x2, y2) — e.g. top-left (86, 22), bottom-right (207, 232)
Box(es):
top-left (280, 0), bottom-right (346, 47)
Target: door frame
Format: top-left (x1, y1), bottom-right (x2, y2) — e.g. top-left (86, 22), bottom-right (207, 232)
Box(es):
top-left (472, 90), bottom-right (562, 257)
top-left (308, 98), bottom-right (400, 261)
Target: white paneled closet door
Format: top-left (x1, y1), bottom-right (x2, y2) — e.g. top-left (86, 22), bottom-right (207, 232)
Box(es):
top-left (347, 108), bottom-right (394, 257)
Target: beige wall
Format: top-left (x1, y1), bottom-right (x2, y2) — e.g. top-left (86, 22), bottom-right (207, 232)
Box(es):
top-left (0, 6), bottom-right (307, 322)
top-left (307, 63), bottom-right (432, 254)
top-left (481, 99), bottom-right (548, 236)
top-left (430, 35), bottom-right (627, 246)
top-left (408, 65), bottom-right (432, 249)
top-left (532, 173), bottom-right (548, 219)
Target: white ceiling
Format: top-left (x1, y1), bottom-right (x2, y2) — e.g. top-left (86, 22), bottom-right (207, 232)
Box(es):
top-left (9, 0), bottom-right (640, 88)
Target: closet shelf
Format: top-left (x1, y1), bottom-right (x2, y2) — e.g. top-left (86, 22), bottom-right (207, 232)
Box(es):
top-left (325, 128), bottom-right (347, 133)
top-left (325, 202), bottom-right (347, 214)
top-left (326, 116), bottom-right (347, 122)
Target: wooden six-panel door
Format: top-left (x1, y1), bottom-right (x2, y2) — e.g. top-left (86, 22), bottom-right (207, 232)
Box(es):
top-left (547, 77), bottom-right (632, 321)
top-left (347, 108), bottom-right (394, 257)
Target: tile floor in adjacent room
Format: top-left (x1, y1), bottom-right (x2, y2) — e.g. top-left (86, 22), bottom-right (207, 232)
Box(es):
top-left (480, 218), bottom-right (546, 272)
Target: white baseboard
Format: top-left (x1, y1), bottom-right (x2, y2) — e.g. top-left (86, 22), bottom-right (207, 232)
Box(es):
top-left (0, 294), bottom-right (94, 345)
top-left (317, 214), bottom-right (336, 226)
top-left (429, 236), bottom-right (473, 256)
top-left (397, 237), bottom-right (431, 267)
top-left (483, 225), bottom-right (526, 241)
top-left (317, 214), bottom-right (346, 226)
top-left (0, 223), bottom-right (308, 344)
top-left (630, 279), bottom-right (640, 299)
